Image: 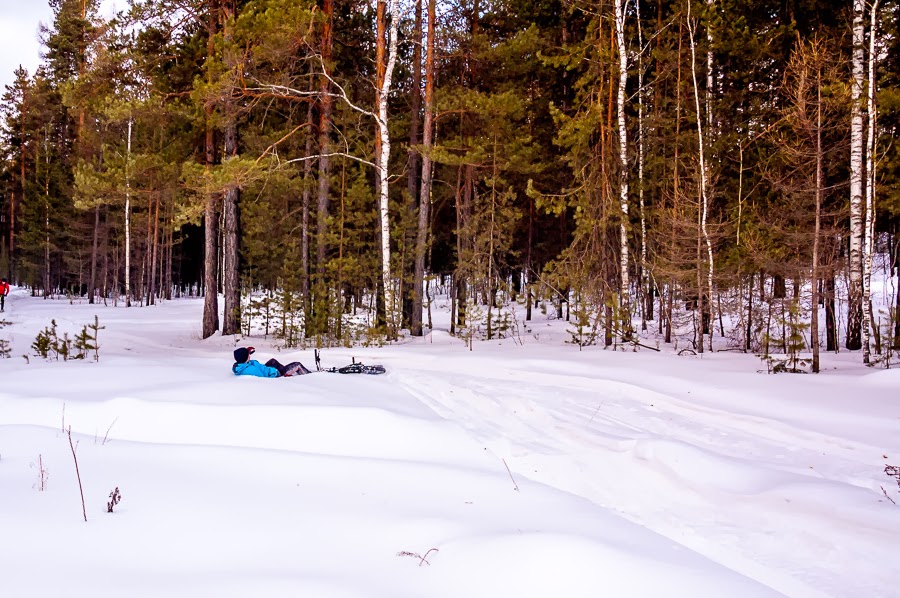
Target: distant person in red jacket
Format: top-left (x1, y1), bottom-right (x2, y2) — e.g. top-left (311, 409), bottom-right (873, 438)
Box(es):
top-left (0, 278), bottom-right (9, 312)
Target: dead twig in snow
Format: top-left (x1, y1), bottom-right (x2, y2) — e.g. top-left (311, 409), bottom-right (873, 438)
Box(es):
top-left (502, 458), bottom-right (520, 492)
top-left (107, 487), bottom-right (122, 512)
top-left (32, 454), bottom-right (48, 491)
top-left (882, 486), bottom-right (897, 505)
top-left (67, 426), bottom-right (87, 522)
top-left (397, 548), bottom-right (439, 566)
top-left (886, 464), bottom-right (900, 488)
top-left (102, 417), bottom-right (119, 446)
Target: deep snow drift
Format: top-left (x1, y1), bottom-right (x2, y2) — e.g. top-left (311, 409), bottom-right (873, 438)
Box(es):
top-left (1, 289), bottom-right (898, 598)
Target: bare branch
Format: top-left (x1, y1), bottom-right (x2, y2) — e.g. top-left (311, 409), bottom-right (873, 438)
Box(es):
top-left (502, 458), bottom-right (520, 492)
top-left (67, 427), bottom-right (87, 522)
top-left (281, 152), bottom-right (377, 170)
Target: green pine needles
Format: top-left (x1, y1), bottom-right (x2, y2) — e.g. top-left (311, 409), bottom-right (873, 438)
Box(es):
top-left (31, 316), bottom-right (103, 362)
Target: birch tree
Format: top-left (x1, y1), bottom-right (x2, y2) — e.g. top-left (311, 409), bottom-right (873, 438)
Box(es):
top-left (125, 117), bottom-right (133, 306)
top-left (863, 0), bottom-right (880, 364)
top-left (614, 0), bottom-right (631, 337)
top-left (848, 0), bottom-right (866, 351)
top-left (376, 0), bottom-right (402, 332)
top-left (687, 0), bottom-right (714, 353)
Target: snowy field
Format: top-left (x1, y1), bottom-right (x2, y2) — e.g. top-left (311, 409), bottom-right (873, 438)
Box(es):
top-left (1, 288), bottom-right (899, 598)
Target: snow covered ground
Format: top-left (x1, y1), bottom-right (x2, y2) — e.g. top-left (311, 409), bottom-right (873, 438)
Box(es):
top-left (1, 288), bottom-right (898, 598)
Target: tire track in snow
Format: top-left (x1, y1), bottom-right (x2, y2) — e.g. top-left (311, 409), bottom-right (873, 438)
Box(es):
top-left (394, 364), bottom-right (898, 598)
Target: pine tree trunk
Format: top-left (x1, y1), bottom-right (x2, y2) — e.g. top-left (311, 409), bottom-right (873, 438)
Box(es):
top-left (222, 0), bottom-right (241, 335)
top-left (14, 106), bottom-right (25, 283)
top-left (407, 0), bottom-right (422, 215)
top-left (89, 206), bottom-right (99, 304)
top-left (101, 206), bottom-right (109, 300)
top-left (202, 0), bottom-right (220, 338)
top-left (637, 0), bottom-right (648, 331)
top-left (43, 127), bottom-right (50, 298)
top-left (165, 199), bottom-right (173, 300)
top-left (825, 271), bottom-right (837, 352)
top-left (848, 0), bottom-right (866, 351)
top-left (150, 194), bottom-right (160, 305)
top-left (525, 197), bottom-right (534, 322)
top-left (894, 248), bottom-right (900, 349)
top-left (411, 0), bottom-right (435, 337)
top-left (301, 96), bottom-right (314, 305)
top-left (403, 0), bottom-right (423, 332)
top-left (812, 67), bottom-right (823, 373)
top-left (314, 0), bottom-right (334, 335)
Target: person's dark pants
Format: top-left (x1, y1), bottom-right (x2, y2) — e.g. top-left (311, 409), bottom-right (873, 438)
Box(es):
top-left (1, 294), bottom-right (5, 311)
top-left (265, 358), bottom-right (311, 377)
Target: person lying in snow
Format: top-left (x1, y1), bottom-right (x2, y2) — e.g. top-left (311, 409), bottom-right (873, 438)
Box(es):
top-left (232, 347), bottom-right (311, 378)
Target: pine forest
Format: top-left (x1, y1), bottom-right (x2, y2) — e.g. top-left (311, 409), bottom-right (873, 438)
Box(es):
top-left (2, 0), bottom-right (900, 371)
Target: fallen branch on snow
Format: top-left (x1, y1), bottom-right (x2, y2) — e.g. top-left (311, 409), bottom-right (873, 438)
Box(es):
top-left (397, 548), bottom-right (439, 566)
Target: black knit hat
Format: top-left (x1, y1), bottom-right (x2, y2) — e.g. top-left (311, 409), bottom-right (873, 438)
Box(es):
top-left (233, 347), bottom-right (254, 363)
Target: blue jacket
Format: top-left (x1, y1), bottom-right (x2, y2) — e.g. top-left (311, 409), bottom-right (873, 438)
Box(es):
top-left (232, 359), bottom-right (279, 378)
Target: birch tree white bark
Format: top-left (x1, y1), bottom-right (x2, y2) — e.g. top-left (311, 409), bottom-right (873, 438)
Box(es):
top-left (848, 0), bottom-right (866, 351)
top-left (863, 0), bottom-right (880, 364)
top-left (377, 0), bottom-right (402, 332)
top-left (687, 0), bottom-right (714, 353)
top-left (614, 0), bottom-right (631, 336)
top-left (125, 117), bottom-right (132, 308)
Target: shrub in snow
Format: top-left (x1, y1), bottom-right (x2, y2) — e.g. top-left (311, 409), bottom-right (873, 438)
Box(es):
top-left (107, 487), bottom-right (121, 513)
top-left (31, 321), bottom-right (56, 359)
top-left (74, 316), bottom-right (104, 361)
top-left (31, 316), bottom-right (103, 362)
top-left (567, 302), bottom-right (601, 349)
top-left (759, 300), bottom-right (810, 373)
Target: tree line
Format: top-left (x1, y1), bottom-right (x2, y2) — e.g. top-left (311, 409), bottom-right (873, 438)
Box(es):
top-left (1, 0), bottom-right (899, 368)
